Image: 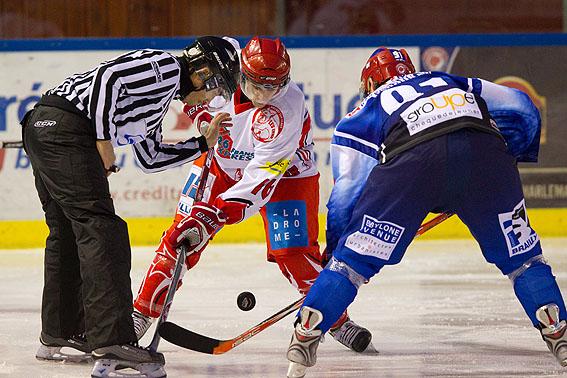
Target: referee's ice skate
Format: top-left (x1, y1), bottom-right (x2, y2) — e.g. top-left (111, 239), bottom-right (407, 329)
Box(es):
top-left (91, 343), bottom-right (166, 378)
top-left (36, 332), bottom-right (92, 363)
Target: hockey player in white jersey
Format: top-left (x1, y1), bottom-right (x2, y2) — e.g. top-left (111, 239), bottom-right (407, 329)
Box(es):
top-left (132, 36), bottom-right (372, 353)
top-left (286, 47), bottom-right (567, 377)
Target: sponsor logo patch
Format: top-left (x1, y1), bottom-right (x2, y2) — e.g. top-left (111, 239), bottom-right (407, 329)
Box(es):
top-left (216, 125), bottom-right (234, 159)
top-left (266, 200), bottom-right (308, 250)
top-left (151, 61), bottom-right (163, 83)
top-left (251, 105), bottom-right (284, 143)
top-left (401, 88), bottom-right (482, 136)
top-left (345, 215), bottom-right (404, 260)
top-left (116, 133), bottom-right (144, 146)
top-left (498, 199), bottom-right (539, 257)
top-left (33, 120), bottom-right (56, 128)
top-left (178, 169), bottom-right (216, 215)
top-left (260, 158), bottom-right (290, 175)
top-left (346, 102), bottom-right (365, 118)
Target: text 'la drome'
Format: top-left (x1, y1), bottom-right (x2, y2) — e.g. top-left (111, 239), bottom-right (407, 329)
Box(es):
top-left (272, 208), bottom-right (302, 230)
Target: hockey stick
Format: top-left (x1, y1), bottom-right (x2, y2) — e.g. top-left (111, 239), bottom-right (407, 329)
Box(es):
top-left (160, 297), bottom-right (304, 354)
top-left (416, 212), bottom-right (454, 236)
top-left (158, 212), bottom-right (454, 355)
top-left (147, 148), bottom-right (214, 352)
top-left (0, 140), bottom-right (23, 149)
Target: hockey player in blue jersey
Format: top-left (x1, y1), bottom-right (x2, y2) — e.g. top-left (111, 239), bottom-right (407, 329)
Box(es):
top-left (285, 47), bottom-right (567, 377)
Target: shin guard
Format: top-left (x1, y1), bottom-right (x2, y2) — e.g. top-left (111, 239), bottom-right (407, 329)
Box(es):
top-left (134, 234), bottom-right (203, 318)
top-left (302, 269), bottom-right (358, 333)
top-left (134, 253), bottom-right (184, 318)
top-left (271, 249), bottom-right (323, 295)
top-left (511, 257), bottom-right (567, 326)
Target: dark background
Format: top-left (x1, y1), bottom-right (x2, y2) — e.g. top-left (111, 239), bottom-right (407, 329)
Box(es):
top-left (447, 46), bottom-right (567, 207)
top-left (0, 0), bottom-right (562, 39)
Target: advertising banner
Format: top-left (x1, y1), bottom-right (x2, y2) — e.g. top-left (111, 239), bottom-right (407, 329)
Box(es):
top-left (0, 47), bottom-right (420, 220)
top-left (421, 46), bottom-right (567, 207)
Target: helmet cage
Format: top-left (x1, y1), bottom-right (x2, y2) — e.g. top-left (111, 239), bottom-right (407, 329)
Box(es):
top-left (240, 70), bottom-right (289, 90)
top-left (240, 73), bottom-right (287, 106)
top-left (183, 39), bottom-right (239, 110)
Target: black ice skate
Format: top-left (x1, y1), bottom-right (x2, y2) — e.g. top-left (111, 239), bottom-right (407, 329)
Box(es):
top-left (286, 306), bottom-right (323, 378)
top-left (329, 317), bottom-right (373, 353)
top-left (35, 332), bottom-right (92, 363)
top-left (91, 343), bottom-right (166, 378)
top-left (132, 310), bottom-right (154, 340)
top-left (536, 303), bottom-right (567, 367)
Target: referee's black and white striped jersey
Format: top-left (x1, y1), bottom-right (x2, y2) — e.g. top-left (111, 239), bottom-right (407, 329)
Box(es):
top-left (47, 49), bottom-right (204, 173)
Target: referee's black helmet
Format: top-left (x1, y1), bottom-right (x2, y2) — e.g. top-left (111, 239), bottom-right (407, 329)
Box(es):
top-left (183, 36), bottom-right (240, 98)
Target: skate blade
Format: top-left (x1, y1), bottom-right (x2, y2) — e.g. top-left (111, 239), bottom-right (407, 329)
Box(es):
top-left (361, 341), bottom-right (379, 354)
top-left (91, 359), bottom-right (166, 378)
top-left (287, 361), bottom-right (307, 378)
top-left (36, 345), bottom-right (92, 363)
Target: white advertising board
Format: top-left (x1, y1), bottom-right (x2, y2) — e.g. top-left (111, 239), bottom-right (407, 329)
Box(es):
top-left (0, 47), bottom-right (419, 220)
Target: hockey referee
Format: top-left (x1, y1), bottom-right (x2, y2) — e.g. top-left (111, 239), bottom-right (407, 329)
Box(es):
top-left (21, 36), bottom-right (239, 377)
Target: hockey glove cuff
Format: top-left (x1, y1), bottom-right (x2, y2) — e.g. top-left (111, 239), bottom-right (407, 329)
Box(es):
top-left (183, 103), bottom-right (213, 135)
top-left (168, 202), bottom-right (226, 251)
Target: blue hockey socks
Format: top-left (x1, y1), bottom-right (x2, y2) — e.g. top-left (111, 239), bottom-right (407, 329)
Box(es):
top-left (513, 263), bottom-right (566, 326)
top-left (302, 269), bottom-right (358, 333)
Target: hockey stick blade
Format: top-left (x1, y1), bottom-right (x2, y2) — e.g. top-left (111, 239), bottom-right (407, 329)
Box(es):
top-left (158, 323), bottom-right (223, 354)
top-left (158, 213), bottom-right (452, 355)
top-left (159, 297), bottom-right (304, 354)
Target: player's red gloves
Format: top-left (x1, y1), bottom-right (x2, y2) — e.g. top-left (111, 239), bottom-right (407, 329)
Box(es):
top-left (183, 103), bottom-right (213, 135)
top-left (168, 202), bottom-right (227, 252)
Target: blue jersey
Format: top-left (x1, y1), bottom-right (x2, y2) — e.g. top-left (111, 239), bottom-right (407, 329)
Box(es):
top-left (326, 71), bottom-right (541, 253)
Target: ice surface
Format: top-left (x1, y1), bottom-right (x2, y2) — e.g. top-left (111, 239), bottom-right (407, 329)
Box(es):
top-left (1, 239), bottom-right (566, 377)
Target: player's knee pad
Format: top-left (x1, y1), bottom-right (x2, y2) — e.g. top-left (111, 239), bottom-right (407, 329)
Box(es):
top-left (326, 256), bottom-right (368, 290)
top-left (134, 253), bottom-right (187, 318)
top-left (270, 249), bottom-right (323, 294)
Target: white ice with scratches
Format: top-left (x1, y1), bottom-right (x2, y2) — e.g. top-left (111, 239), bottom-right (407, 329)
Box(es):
top-left (1, 238), bottom-right (566, 377)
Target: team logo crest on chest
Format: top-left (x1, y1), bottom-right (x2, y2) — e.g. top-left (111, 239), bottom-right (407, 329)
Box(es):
top-left (251, 105), bottom-right (284, 143)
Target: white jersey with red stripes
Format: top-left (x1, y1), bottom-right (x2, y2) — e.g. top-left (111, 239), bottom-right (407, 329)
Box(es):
top-left (208, 81), bottom-right (317, 222)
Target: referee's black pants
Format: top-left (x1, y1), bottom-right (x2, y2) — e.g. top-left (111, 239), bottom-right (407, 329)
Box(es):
top-left (22, 105), bottom-right (137, 349)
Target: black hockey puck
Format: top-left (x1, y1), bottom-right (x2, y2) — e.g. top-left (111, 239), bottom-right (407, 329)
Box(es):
top-left (237, 291), bottom-right (256, 311)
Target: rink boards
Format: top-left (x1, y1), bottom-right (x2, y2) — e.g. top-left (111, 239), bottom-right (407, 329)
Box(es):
top-left (1, 209), bottom-right (566, 249)
top-left (1, 34), bottom-right (566, 248)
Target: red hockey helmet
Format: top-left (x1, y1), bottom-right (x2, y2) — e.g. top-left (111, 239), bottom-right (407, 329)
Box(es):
top-left (241, 37), bottom-right (291, 88)
top-left (360, 47), bottom-right (415, 98)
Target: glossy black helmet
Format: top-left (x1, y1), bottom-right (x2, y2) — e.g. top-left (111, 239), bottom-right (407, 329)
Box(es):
top-left (183, 36), bottom-right (241, 107)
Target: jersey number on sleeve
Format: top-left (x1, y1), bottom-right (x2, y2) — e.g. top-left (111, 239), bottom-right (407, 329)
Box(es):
top-left (251, 178), bottom-right (277, 199)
